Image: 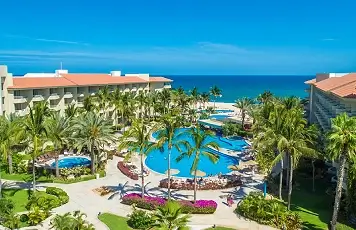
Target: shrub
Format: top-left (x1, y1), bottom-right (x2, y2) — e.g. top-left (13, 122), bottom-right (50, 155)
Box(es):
top-left (235, 192), bottom-right (302, 230)
top-left (26, 194), bottom-right (61, 212)
top-left (0, 198), bottom-right (15, 216)
top-left (27, 206), bottom-right (48, 226)
top-left (127, 209), bottom-right (153, 229)
top-left (117, 161), bottom-right (139, 180)
top-left (121, 193), bottom-right (217, 214)
top-left (46, 187), bottom-right (69, 205)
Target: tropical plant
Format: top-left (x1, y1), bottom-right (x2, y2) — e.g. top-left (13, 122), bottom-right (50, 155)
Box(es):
top-left (95, 86), bottom-right (111, 118)
top-left (27, 206), bottom-right (48, 225)
top-left (127, 208), bottom-right (153, 229)
top-left (154, 111), bottom-right (184, 200)
top-left (190, 87), bottom-right (199, 109)
top-left (23, 102), bottom-right (49, 194)
top-left (118, 119), bottom-right (157, 198)
top-left (45, 113), bottom-right (70, 177)
top-left (327, 113), bottom-right (356, 230)
top-left (50, 211), bottom-right (94, 230)
top-left (64, 104), bottom-right (78, 118)
top-left (151, 201), bottom-right (191, 230)
top-left (176, 125), bottom-right (220, 202)
top-left (200, 92), bottom-right (210, 109)
top-left (257, 90), bottom-right (273, 104)
top-left (2, 212), bottom-right (20, 230)
top-left (235, 97), bottom-right (253, 128)
top-left (71, 112), bottom-right (115, 174)
top-left (159, 89), bottom-right (171, 114)
top-left (82, 96), bottom-right (95, 114)
top-left (209, 85), bottom-right (222, 109)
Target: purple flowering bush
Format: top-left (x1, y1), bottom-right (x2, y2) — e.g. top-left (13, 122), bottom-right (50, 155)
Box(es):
top-left (121, 193), bottom-right (217, 214)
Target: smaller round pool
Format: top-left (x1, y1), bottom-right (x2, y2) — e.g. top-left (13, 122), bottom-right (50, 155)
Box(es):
top-left (51, 157), bottom-right (91, 168)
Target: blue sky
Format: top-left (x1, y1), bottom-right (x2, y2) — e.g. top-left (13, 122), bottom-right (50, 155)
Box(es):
top-left (1, 0), bottom-right (356, 74)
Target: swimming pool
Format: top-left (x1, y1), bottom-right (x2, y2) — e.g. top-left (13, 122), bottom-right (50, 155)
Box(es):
top-left (51, 156), bottom-right (91, 168)
top-left (199, 109), bottom-right (234, 114)
top-left (145, 128), bottom-right (247, 177)
top-left (209, 114), bottom-right (231, 120)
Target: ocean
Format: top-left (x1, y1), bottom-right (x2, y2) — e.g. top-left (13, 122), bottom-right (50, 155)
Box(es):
top-left (165, 75), bottom-right (312, 103)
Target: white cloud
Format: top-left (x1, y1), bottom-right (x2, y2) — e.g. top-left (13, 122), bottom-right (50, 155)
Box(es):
top-left (4, 34), bottom-right (89, 45)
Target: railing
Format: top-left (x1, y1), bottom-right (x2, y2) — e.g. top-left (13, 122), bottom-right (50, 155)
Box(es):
top-left (14, 95), bottom-right (26, 99)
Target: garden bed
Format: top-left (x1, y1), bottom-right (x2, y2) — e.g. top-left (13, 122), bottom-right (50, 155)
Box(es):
top-left (159, 178), bottom-right (242, 190)
top-left (121, 193), bottom-right (217, 214)
top-left (117, 161), bottom-right (138, 180)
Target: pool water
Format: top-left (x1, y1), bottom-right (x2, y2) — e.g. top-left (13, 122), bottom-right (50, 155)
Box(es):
top-left (209, 114), bottom-right (231, 120)
top-left (145, 128), bottom-right (247, 178)
top-left (199, 109), bottom-right (234, 114)
top-left (51, 157), bottom-right (91, 168)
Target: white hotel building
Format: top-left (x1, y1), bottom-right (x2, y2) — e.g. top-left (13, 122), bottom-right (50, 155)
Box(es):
top-left (0, 65), bottom-right (172, 116)
top-left (305, 72), bottom-right (356, 131)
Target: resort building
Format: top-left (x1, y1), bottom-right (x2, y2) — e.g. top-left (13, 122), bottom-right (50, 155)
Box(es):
top-left (0, 65), bottom-right (172, 116)
top-left (305, 72), bottom-right (356, 131)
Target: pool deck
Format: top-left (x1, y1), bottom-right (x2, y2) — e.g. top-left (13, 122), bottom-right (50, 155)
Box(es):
top-left (2, 155), bottom-right (274, 230)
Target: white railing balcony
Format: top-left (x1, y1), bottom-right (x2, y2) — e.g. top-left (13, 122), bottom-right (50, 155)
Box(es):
top-left (49, 93), bottom-right (60, 100)
top-left (77, 102), bottom-right (84, 107)
top-left (131, 87), bottom-right (137, 91)
top-left (63, 92), bottom-right (73, 99)
top-left (14, 108), bottom-right (29, 116)
top-left (164, 84), bottom-right (172, 89)
top-left (77, 92), bottom-right (85, 97)
top-left (32, 95), bottom-right (44, 101)
top-left (14, 96), bottom-right (27, 104)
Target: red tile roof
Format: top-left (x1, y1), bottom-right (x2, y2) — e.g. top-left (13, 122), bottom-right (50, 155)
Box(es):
top-left (305, 73), bottom-right (356, 98)
top-left (8, 73), bottom-right (172, 89)
top-left (304, 79), bottom-right (316, 84)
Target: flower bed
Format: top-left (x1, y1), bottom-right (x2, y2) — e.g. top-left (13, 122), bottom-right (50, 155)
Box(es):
top-left (117, 161), bottom-right (138, 180)
top-left (121, 193), bottom-right (217, 214)
top-left (159, 178), bottom-right (242, 190)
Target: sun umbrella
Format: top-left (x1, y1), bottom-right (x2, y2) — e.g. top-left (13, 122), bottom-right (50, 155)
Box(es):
top-left (165, 169), bottom-right (180, 176)
top-left (191, 170), bottom-right (206, 177)
top-left (228, 164), bottom-right (245, 170)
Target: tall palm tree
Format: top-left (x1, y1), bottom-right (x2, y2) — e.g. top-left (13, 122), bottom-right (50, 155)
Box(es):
top-left (83, 96), bottom-right (95, 114)
top-left (135, 91), bottom-right (146, 119)
top-left (151, 201), bottom-right (191, 230)
top-left (159, 89), bottom-right (172, 114)
top-left (71, 112), bottom-right (116, 174)
top-left (190, 87), bottom-right (199, 109)
top-left (50, 212), bottom-right (74, 230)
top-left (235, 97), bottom-right (254, 128)
top-left (23, 103), bottom-right (48, 194)
top-left (200, 92), bottom-right (210, 109)
top-left (281, 96), bottom-right (301, 110)
top-left (327, 113), bottom-right (356, 230)
top-left (176, 125), bottom-right (220, 202)
top-left (0, 115), bottom-right (24, 174)
top-left (45, 113), bottom-right (70, 177)
top-left (209, 86), bottom-right (222, 109)
top-left (276, 109), bottom-right (317, 210)
top-left (64, 104), bottom-right (78, 119)
top-left (95, 86), bottom-right (111, 118)
top-left (118, 119), bottom-right (157, 198)
top-left (154, 112), bottom-right (184, 200)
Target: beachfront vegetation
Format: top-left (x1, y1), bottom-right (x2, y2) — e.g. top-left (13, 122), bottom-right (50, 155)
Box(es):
top-left (50, 211), bottom-right (94, 230)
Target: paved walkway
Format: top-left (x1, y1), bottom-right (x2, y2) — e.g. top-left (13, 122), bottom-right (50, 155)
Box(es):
top-left (1, 156), bottom-right (275, 230)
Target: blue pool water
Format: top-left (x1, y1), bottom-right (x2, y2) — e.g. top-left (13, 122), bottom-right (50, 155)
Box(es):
top-left (51, 157), bottom-right (91, 168)
top-left (145, 128), bottom-right (247, 177)
top-left (200, 109), bottom-right (234, 113)
top-left (209, 114), bottom-right (231, 120)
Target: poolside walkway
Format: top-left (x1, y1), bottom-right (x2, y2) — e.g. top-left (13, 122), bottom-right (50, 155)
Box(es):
top-left (1, 156), bottom-right (275, 230)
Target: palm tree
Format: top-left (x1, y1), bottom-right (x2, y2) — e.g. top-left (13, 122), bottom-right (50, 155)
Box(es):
top-left (200, 92), bottom-right (210, 109)
top-left (135, 91), bottom-right (147, 119)
top-left (159, 89), bottom-right (172, 114)
top-left (176, 125), bottom-right (220, 202)
top-left (151, 201), bottom-right (191, 230)
top-left (0, 115), bottom-right (24, 174)
top-left (50, 212), bottom-right (74, 230)
top-left (83, 97), bottom-right (95, 114)
top-left (257, 90), bottom-right (273, 104)
top-left (209, 86), bottom-right (222, 109)
top-left (23, 103), bottom-right (48, 194)
top-left (71, 112), bottom-right (116, 174)
top-left (327, 113), bottom-right (356, 230)
top-left (154, 112), bottom-right (184, 200)
top-left (45, 113), bottom-right (70, 177)
top-left (235, 97), bottom-right (254, 128)
top-left (276, 109), bottom-right (317, 210)
top-left (281, 96), bottom-right (301, 110)
top-left (64, 104), bottom-right (78, 118)
top-left (190, 87), bottom-right (199, 109)
top-left (118, 119), bottom-right (157, 198)
top-left (95, 86), bottom-right (111, 118)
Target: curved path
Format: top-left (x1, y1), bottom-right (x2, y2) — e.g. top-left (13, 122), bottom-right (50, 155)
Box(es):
top-left (2, 156), bottom-right (275, 230)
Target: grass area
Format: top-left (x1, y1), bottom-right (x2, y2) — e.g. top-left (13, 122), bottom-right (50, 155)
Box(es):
top-left (287, 175), bottom-right (354, 230)
top-left (2, 188), bottom-right (46, 213)
top-left (2, 170), bottom-right (106, 184)
top-left (98, 213), bottom-right (132, 230)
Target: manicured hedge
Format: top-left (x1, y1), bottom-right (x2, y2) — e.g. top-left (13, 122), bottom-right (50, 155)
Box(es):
top-left (45, 187), bottom-right (69, 205)
top-left (117, 162), bottom-right (138, 180)
top-left (121, 193), bottom-right (217, 214)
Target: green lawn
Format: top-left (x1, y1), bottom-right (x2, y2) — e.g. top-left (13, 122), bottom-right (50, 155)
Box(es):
top-left (98, 213), bottom-right (132, 230)
top-left (288, 175), bottom-right (354, 230)
top-left (2, 188), bottom-right (46, 213)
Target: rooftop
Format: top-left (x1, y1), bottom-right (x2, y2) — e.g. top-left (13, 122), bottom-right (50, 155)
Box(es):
top-left (305, 73), bottom-right (356, 98)
top-left (8, 70), bottom-right (172, 89)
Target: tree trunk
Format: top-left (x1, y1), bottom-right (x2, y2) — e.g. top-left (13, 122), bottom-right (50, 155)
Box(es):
top-left (32, 158), bottom-right (36, 195)
top-left (330, 155), bottom-right (347, 230)
top-left (90, 147), bottom-right (95, 175)
top-left (0, 161), bottom-right (2, 199)
top-left (55, 154), bottom-right (60, 178)
top-left (285, 153), bottom-right (289, 189)
top-left (167, 147), bottom-right (171, 200)
top-left (193, 169), bottom-right (197, 202)
top-left (8, 153), bottom-right (13, 174)
top-left (287, 155), bottom-right (293, 210)
top-left (279, 157), bottom-right (283, 200)
top-left (312, 160), bottom-right (315, 192)
top-left (140, 154), bottom-right (145, 198)
top-left (241, 112), bottom-right (245, 129)
top-left (213, 99), bottom-right (216, 110)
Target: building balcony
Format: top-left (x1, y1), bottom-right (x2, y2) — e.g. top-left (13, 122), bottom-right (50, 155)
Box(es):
top-left (49, 104), bottom-right (60, 111)
top-left (14, 108), bottom-right (29, 116)
top-left (32, 95), bottom-right (44, 102)
top-left (77, 92), bottom-right (85, 97)
top-left (63, 92), bottom-right (73, 99)
top-left (49, 93), bottom-right (60, 100)
top-left (164, 84), bottom-right (172, 89)
top-left (77, 102), bottom-right (84, 107)
top-left (14, 96), bottom-right (27, 104)
top-left (131, 87), bottom-right (137, 91)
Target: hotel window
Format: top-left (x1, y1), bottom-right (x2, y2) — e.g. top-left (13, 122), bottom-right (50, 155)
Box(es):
top-left (33, 89), bottom-right (42, 96)
top-left (14, 90), bottom-right (21, 96)
top-left (1, 83), bottom-right (3, 90)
